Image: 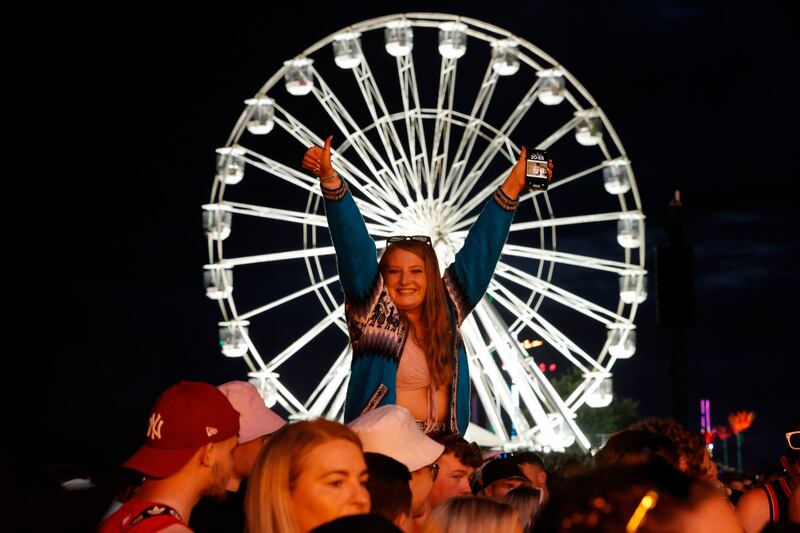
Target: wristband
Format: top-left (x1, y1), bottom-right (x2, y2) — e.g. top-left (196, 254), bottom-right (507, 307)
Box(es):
top-left (493, 187), bottom-right (520, 211)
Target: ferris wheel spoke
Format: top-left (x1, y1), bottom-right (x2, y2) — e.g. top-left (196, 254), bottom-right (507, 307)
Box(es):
top-left (240, 353), bottom-right (257, 373)
top-left (497, 78), bottom-right (543, 132)
top-left (562, 89), bottom-right (581, 109)
top-left (461, 317), bottom-right (529, 436)
top-left (271, 103), bottom-right (401, 212)
top-left (351, 52), bottom-right (419, 201)
top-left (501, 244), bottom-right (640, 275)
top-left (220, 200), bottom-right (393, 236)
top-left (519, 161), bottom-right (607, 201)
top-left (564, 378), bottom-right (592, 408)
top-left (304, 345), bottom-right (351, 408)
top-left (239, 148), bottom-right (320, 192)
top-left (596, 137), bottom-right (613, 160)
top-left (441, 65), bottom-right (499, 200)
top-left (263, 304), bottom-right (345, 372)
top-left (509, 211), bottom-right (641, 232)
top-left (237, 274), bottom-right (341, 321)
top-left (303, 260), bottom-right (348, 328)
top-left (480, 298), bottom-right (592, 452)
top-left (305, 345), bottom-right (352, 414)
top-left (271, 378), bottom-right (310, 416)
top-left (310, 67), bottom-right (411, 206)
top-left (536, 115), bottom-right (584, 151)
top-left (449, 80), bottom-right (543, 206)
top-left (220, 202), bottom-right (327, 227)
top-left (237, 330), bottom-right (268, 372)
top-left (565, 370), bottom-right (616, 410)
top-left (494, 262), bottom-right (614, 319)
top-left (237, 147), bottom-right (401, 226)
top-left (430, 57), bottom-right (458, 198)
top-left (220, 245), bottom-right (337, 268)
top-left (325, 374), bottom-right (350, 421)
top-left (351, 199), bottom-right (402, 229)
top-left (449, 138), bottom-right (514, 210)
top-left (494, 262), bottom-right (627, 325)
top-left (487, 282), bottom-right (604, 373)
top-left (472, 302), bottom-right (558, 439)
top-left (467, 359), bottom-right (511, 441)
top-left (446, 166), bottom-right (511, 222)
top-left (270, 102), bottom-right (319, 147)
top-left (396, 54), bottom-right (433, 195)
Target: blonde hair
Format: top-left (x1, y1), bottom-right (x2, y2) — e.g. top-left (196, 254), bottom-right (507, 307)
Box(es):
top-left (245, 418), bottom-right (364, 533)
top-left (422, 497), bottom-right (519, 533)
top-left (503, 486), bottom-right (542, 532)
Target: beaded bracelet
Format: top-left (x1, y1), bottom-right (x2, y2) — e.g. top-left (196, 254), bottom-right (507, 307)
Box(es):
top-left (493, 187), bottom-right (520, 211)
top-left (321, 177), bottom-right (347, 201)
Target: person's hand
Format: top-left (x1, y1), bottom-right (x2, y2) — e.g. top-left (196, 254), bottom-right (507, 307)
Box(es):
top-left (301, 135), bottom-right (335, 179)
top-left (501, 146), bottom-right (528, 198)
top-left (507, 145), bottom-right (527, 193)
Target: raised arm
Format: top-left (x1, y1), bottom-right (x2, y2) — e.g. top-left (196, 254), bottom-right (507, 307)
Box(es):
top-left (302, 136), bottom-right (378, 302)
top-left (445, 147), bottom-right (553, 319)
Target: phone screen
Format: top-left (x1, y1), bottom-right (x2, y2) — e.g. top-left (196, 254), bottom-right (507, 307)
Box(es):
top-left (525, 149), bottom-right (549, 190)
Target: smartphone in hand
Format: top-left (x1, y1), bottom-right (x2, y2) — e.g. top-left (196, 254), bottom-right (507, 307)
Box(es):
top-left (525, 149), bottom-right (549, 191)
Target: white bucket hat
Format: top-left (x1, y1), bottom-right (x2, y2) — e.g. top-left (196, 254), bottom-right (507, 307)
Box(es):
top-left (347, 405), bottom-right (444, 472)
top-left (217, 380), bottom-right (287, 444)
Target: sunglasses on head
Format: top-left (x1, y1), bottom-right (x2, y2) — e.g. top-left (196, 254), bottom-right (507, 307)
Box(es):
top-left (387, 235), bottom-right (432, 246)
top-left (788, 431), bottom-right (800, 450)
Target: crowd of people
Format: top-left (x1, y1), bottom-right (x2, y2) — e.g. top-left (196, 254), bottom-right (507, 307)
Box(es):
top-left (10, 378), bottom-right (798, 532)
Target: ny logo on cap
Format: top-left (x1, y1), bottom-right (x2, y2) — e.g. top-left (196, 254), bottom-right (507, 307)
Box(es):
top-left (147, 413), bottom-right (164, 440)
top-left (206, 427), bottom-right (218, 437)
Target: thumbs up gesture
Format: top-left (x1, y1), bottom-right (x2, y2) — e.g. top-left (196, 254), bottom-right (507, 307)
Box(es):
top-left (302, 135), bottom-right (335, 180)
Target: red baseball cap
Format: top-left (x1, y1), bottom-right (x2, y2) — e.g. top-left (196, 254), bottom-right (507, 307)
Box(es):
top-left (124, 381), bottom-right (240, 478)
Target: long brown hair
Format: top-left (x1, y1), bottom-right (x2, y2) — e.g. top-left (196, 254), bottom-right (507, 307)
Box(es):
top-left (379, 240), bottom-right (452, 387)
top-left (245, 419), bottom-right (364, 533)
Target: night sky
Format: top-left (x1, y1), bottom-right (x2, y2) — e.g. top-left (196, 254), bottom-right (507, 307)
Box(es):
top-left (7, 1), bottom-right (798, 476)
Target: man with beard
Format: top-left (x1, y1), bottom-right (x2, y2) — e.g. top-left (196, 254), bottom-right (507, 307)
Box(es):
top-left (99, 381), bottom-right (240, 533)
top-left (190, 380), bottom-right (287, 532)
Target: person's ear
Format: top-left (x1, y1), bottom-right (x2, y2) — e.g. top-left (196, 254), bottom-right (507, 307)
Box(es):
top-left (226, 475), bottom-right (241, 492)
top-left (780, 456), bottom-right (790, 472)
top-left (199, 442), bottom-right (216, 468)
top-left (394, 512), bottom-right (411, 533)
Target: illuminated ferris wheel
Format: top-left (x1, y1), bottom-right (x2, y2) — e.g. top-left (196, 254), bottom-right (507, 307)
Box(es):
top-left (203, 13), bottom-right (646, 452)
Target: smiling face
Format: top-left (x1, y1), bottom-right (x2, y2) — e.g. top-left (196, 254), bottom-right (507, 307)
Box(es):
top-left (290, 439), bottom-right (371, 533)
top-left (382, 248), bottom-right (428, 314)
